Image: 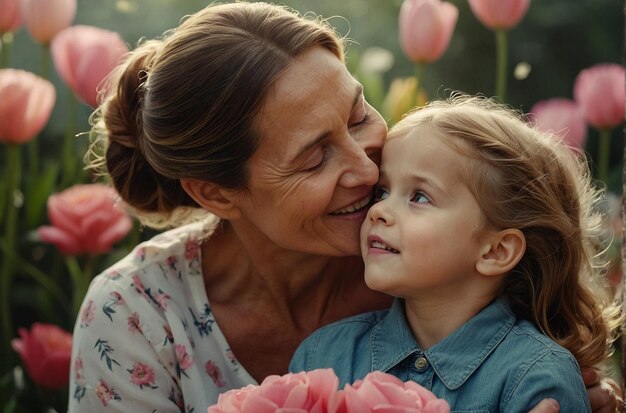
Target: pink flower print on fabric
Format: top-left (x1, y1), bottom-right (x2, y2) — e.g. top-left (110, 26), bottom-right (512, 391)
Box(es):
top-left (166, 256), bottom-right (178, 271)
top-left (154, 291), bottom-right (171, 310)
top-left (185, 239), bottom-right (200, 261)
top-left (127, 312), bottom-right (141, 333)
top-left (135, 247), bottom-right (145, 262)
top-left (128, 362), bottom-right (158, 389)
top-left (79, 299), bottom-right (95, 327)
top-left (131, 274), bottom-right (150, 301)
top-left (176, 344), bottom-right (194, 378)
top-left (205, 360), bottom-right (226, 387)
top-left (109, 291), bottom-right (124, 305)
top-left (73, 354), bottom-right (84, 384)
top-left (95, 379), bottom-right (120, 406)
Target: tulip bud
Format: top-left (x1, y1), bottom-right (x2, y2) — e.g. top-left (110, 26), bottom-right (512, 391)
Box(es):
top-left (0, 0), bottom-right (22, 34)
top-left (11, 323), bottom-right (72, 389)
top-left (574, 63), bottom-right (625, 130)
top-left (51, 25), bottom-right (129, 107)
top-left (468, 0), bottom-right (530, 31)
top-left (399, 0), bottom-right (458, 64)
top-left (530, 98), bottom-right (587, 150)
top-left (0, 69), bottom-right (56, 144)
top-left (21, 0), bottom-right (76, 45)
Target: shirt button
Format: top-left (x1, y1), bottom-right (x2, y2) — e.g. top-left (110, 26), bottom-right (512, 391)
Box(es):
top-left (414, 356), bottom-right (429, 371)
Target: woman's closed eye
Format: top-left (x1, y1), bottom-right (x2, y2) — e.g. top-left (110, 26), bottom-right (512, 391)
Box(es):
top-left (349, 113), bottom-right (370, 130)
top-left (302, 147), bottom-right (328, 172)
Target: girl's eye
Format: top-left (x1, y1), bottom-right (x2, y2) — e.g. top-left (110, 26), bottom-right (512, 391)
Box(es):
top-left (410, 191), bottom-right (430, 204)
top-left (373, 186), bottom-right (389, 202)
top-left (349, 113), bottom-right (370, 129)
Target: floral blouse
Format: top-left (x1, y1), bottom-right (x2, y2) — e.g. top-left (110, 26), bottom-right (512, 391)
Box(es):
top-left (68, 219), bottom-right (257, 412)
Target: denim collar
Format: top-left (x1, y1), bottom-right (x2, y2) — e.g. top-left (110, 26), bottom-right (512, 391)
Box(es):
top-left (370, 297), bottom-right (516, 390)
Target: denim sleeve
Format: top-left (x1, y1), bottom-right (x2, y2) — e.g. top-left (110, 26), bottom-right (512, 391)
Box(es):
top-left (289, 331), bottom-right (319, 373)
top-left (502, 351), bottom-right (591, 413)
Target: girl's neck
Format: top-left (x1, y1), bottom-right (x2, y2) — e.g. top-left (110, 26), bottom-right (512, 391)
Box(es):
top-left (403, 291), bottom-right (497, 350)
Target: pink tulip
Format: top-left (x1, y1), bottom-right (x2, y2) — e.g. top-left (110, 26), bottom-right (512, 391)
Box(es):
top-left (11, 323), bottom-right (72, 389)
top-left (21, 0), bottom-right (76, 44)
top-left (0, 0), bottom-right (22, 34)
top-left (574, 63), bottom-right (625, 130)
top-left (530, 98), bottom-right (587, 149)
top-left (51, 25), bottom-right (128, 108)
top-left (399, 0), bottom-right (458, 63)
top-left (0, 69), bottom-right (55, 144)
top-left (468, 0), bottom-right (530, 30)
top-left (38, 184), bottom-right (133, 255)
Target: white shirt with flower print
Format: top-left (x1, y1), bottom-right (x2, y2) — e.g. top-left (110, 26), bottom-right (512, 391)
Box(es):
top-left (68, 219), bottom-right (257, 413)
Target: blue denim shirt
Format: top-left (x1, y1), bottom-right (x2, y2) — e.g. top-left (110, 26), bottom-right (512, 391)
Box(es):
top-left (290, 298), bottom-right (590, 413)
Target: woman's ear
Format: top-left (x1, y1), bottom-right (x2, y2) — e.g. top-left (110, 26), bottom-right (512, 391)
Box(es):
top-left (476, 229), bottom-right (526, 277)
top-left (180, 178), bottom-right (242, 220)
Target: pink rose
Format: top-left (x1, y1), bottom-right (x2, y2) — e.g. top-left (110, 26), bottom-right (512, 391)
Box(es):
top-left (38, 184), bottom-right (132, 255)
top-left (11, 323), bottom-right (72, 389)
top-left (176, 344), bottom-right (194, 371)
top-left (205, 360), bottom-right (226, 387)
top-left (345, 371), bottom-right (450, 413)
top-left (209, 369), bottom-right (340, 413)
top-left (208, 369), bottom-right (449, 413)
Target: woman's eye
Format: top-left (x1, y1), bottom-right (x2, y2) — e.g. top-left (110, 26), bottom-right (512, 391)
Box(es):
top-left (302, 148), bottom-right (327, 172)
top-left (373, 186), bottom-right (389, 202)
top-left (349, 113), bottom-right (370, 129)
top-left (410, 191), bottom-right (430, 204)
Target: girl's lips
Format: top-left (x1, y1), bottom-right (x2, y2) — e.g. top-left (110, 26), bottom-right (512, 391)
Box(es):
top-left (366, 235), bottom-right (400, 254)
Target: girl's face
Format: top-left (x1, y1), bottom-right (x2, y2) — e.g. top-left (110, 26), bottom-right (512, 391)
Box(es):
top-left (360, 125), bottom-right (493, 299)
top-left (226, 47), bottom-right (387, 256)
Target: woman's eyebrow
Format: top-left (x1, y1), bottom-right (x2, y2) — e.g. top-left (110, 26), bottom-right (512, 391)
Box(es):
top-left (290, 84), bottom-right (364, 162)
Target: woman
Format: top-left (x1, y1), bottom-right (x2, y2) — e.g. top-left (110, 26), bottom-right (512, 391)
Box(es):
top-left (69, 2), bottom-right (620, 412)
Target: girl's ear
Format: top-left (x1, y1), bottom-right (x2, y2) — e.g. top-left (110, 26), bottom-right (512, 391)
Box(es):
top-left (180, 178), bottom-right (242, 220)
top-left (476, 229), bottom-right (526, 277)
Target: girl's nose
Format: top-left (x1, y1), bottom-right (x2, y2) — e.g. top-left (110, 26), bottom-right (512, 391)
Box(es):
top-left (368, 198), bottom-right (394, 225)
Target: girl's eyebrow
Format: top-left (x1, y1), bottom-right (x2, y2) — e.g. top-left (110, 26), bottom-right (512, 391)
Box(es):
top-left (290, 84), bottom-right (364, 162)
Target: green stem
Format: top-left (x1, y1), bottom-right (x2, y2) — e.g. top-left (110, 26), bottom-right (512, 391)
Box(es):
top-left (61, 93), bottom-right (78, 188)
top-left (413, 62), bottom-right (426, 108)
top-left (1, 33), bottom-right (12, 68)
top-left (0, 240), bottom-right (67, 308)
top-left (495, 30), bottom-right (508, 102)
top-left (597, 128), bottom-right (611, 185)
top-left (65, 256), bottom-right (90, 318)
top-left (1, 144), bottom-right (21, 372)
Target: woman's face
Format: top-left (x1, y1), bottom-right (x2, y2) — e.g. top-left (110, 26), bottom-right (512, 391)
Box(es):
top-left (228, 46), bottom-right (387, 257)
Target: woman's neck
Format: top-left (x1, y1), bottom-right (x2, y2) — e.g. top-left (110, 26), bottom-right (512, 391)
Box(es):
top-left (201, 220), bottom-right (390, 330)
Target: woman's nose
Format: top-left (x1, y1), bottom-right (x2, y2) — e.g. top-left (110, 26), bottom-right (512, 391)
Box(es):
top-left (338, 138), bottom-right (380, 188)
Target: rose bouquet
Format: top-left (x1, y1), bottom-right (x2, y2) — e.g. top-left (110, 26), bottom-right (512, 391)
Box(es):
top-left (208, 369), bottom-right (449, 413)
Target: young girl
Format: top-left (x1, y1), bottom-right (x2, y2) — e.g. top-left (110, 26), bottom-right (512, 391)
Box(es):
top-left (289, 96), bottom-right (620, 412)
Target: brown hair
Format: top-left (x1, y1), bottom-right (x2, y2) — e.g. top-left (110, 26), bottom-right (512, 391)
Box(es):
top-left (89, 2), bottom-right (343, 227)
top-left (390, 95), bottom-right (620, 369)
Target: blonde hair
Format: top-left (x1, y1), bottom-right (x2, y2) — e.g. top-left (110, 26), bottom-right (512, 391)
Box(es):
top-left (390, 95), bottom-right (620, 369)
top-left (89, 2), bottom-right (343, 228)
